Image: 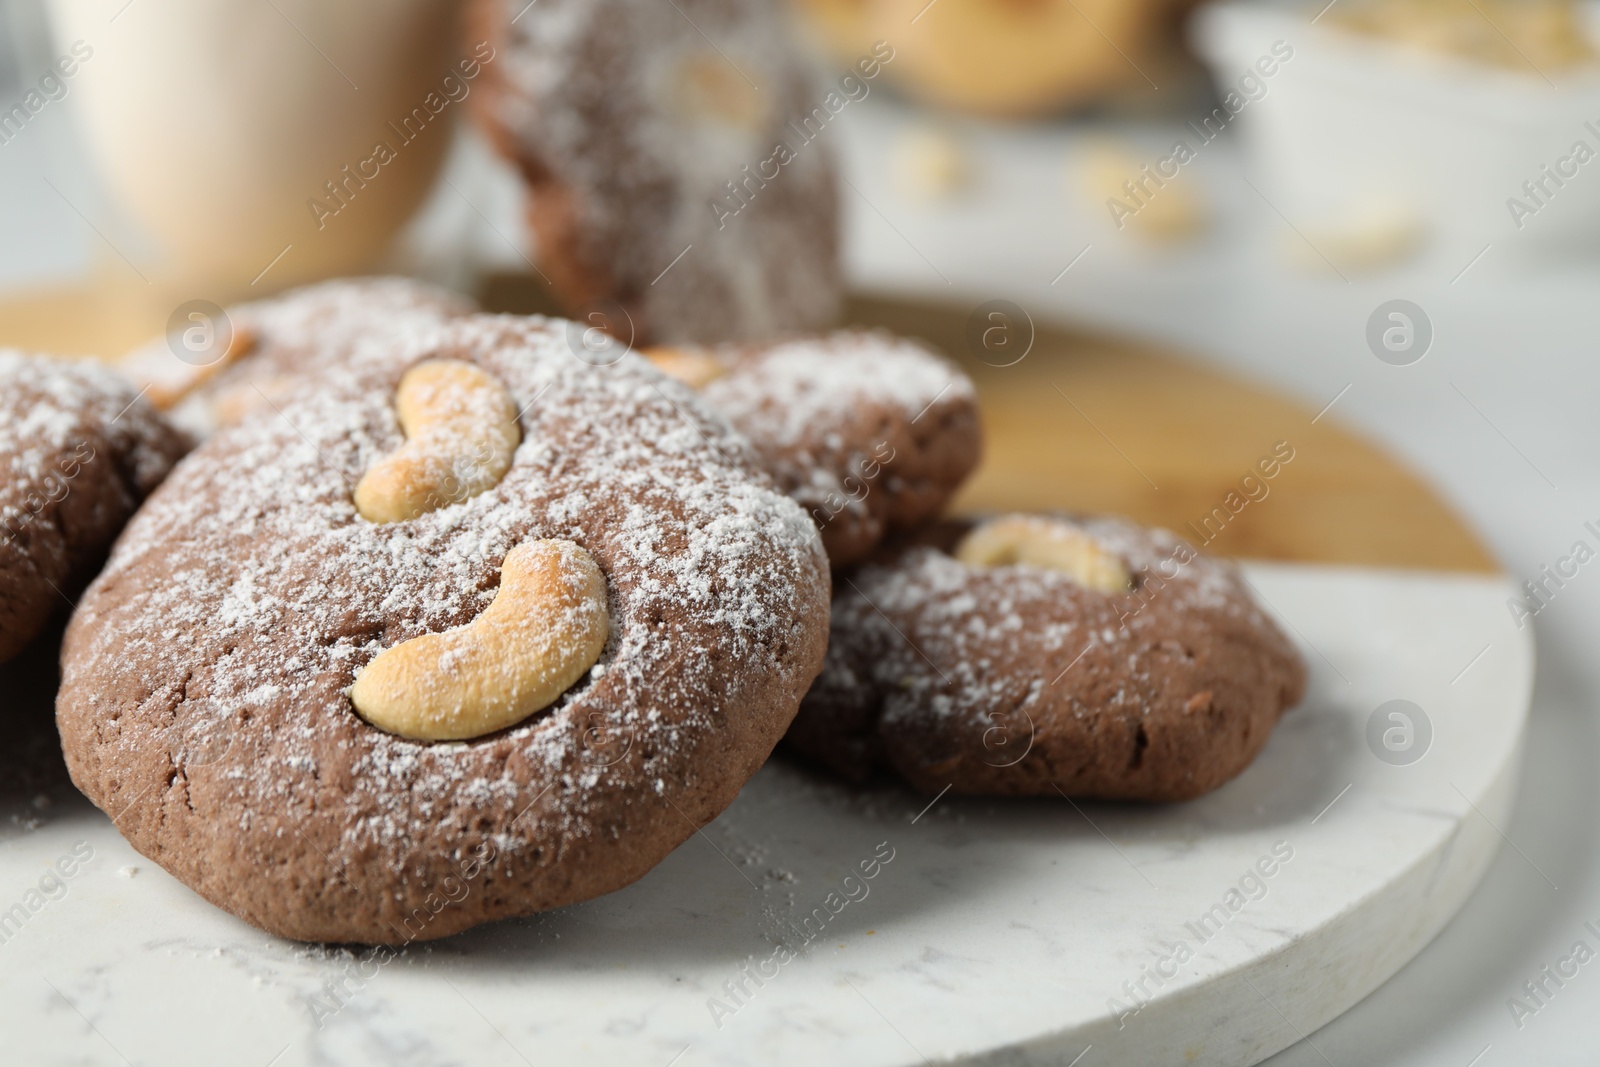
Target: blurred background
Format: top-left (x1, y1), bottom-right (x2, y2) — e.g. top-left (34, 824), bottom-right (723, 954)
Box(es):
top-left (8, 0), bottom-right (1600, 337)
top-left (3, 1), bottom-right (1600, 1063)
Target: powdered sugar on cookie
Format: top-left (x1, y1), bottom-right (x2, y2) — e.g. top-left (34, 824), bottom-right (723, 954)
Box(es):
top-left (789, 516), bottom-right (1305, 799)
top-left (698, 329), bottom-right (982, 565)
top-left (58, 314), bottom-right (832, 942)
top-left (702, 330), bottom-right (973, 454)
top-left (0, 350), bottom-right (188, 662)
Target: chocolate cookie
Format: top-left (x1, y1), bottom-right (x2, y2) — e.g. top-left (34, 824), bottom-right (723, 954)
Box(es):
top-left (0, 351), bottom-right (187, 664)
top-left (117, 277), bottom-right (473, 438)
top-left (59, 314), bottom-right (831, 943)
top-left (470, 0), bottom-right (842, 344)
top-left (647, 330), bottom-right (982, 566)
top-left (787, 514), bottom-right (1306, 800)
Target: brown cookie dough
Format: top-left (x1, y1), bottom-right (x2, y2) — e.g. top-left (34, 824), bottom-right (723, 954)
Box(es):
top-left (786, 515), bottom-right (1306, 800)
top-left (59, 314), bottom-right (831, 944)
top-left (0, 351), bottom-right (188, 664)
top-left (469, 0), bottom-right (842, 344)
top-left (116, 277), bottom-right (473, 438)
top-left (647, 330), bottom-right (982, 566)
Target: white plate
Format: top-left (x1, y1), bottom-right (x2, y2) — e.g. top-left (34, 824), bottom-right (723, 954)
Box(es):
top-left (0, 561), bottom-right (1530, 1066)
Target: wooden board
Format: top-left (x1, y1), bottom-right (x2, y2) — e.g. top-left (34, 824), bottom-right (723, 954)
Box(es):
top-left (0, 275), bottom-right (1521, 1067)
top-left (0, 272), bottom-right (1496, 574)
top-left (844, 295), bottom-right (1495, 573)
top-left (489, 279), bottom-right (1495, 573)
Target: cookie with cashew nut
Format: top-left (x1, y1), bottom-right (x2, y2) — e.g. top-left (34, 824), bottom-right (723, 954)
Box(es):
top-left (469, 0), bottom-right (842, 344)
top-left (0, 351), bottom-right (188, 665)
top-left (58, 314), bottom-right (831, 943)
top-left (786, 514), bottom-right (1307, 800)
top-left (645, 330), bottom-right (983, 567)
top-left (115, 276), bottom-right (473, 439)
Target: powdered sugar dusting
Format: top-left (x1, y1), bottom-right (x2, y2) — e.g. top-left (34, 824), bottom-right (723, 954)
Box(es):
top-left (0, 349), bottom-right (182, 501)
top-left (62, 314), bottom-right (831, 916)
top-left (0, 349), bottom-right (188, 660)
top-left (818, 516), bottom-right (1278, 732)
top-left (694, 329), bottom-right (981, 564)
top-left (703, 329), bottom-right (974, 453)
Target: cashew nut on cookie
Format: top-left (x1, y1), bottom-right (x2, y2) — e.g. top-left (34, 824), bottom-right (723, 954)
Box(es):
top-left (956, 514), bottom-right (1132, 593)
top-left (354, 360), bottom-right (521, 523)
top-left (350, 540), bottom-right (609, 741)
top-left (643, 345), bottom-right (729, 389)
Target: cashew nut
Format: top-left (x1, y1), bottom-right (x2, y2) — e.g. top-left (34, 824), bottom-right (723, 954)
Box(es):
top-left (136, 323), bottom-right (259, 411)
top-left (350, 540), bottom-right (609, 741)
top-left (643, 345), bottom-right (728, 389)
top-left (354, 360), bottom-right (521, 523)
top-left (955, 515), bottom-right (1132, 593)
top-left (675, 54), bottom-right (767, 131)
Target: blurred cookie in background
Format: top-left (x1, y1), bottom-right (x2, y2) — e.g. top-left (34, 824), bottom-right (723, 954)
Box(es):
top-left (796, 0), bottom-right (1204, 118)
top-left (470, 0), bottom-right (843, 345)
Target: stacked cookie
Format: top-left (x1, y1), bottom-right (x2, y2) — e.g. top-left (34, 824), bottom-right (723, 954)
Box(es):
top-left (0, 352), bottom-right (187, 664)
top-left (642, 333), bottom-right (983, 566)
top-left (0, 270), bottom-right (1309, 941)
top-left (26, 277), bottom-right (1307, 945)
top-left (115, 276), bottom-right (474, 439)
top-left (469, 0), bottom-right (842, 345)
top-left (68, 305), bottom-right (833, 942)
top-left (789, 517), bottom-right (1306, 800)
top-left (637, 336), bottom-right (1304, 802)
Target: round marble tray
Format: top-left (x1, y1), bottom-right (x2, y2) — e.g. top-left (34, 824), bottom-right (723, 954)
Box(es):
top-left (0, 293), bottom-right (1527, 1065)
top-left (0, 562), bottom-right (1529, 1066)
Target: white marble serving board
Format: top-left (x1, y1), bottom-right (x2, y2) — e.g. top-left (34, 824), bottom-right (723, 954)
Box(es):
top-left (0, 561), bottom-right (1530, 1067)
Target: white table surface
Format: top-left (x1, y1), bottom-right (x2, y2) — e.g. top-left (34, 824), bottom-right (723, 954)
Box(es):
top-left (832, 100), bottom-right (1600, 1067)
top-left (3, 47), bottom-right (1598, 1065)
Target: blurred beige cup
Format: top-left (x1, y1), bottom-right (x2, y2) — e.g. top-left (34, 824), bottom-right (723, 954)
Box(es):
top-left (47, 0), bottom-right (462, 299)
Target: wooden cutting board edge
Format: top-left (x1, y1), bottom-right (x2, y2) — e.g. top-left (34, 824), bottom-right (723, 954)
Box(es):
top-left (0, 271), bottom-right (1498, 575)
top-left (843, 293), bottom-right (1498, 575)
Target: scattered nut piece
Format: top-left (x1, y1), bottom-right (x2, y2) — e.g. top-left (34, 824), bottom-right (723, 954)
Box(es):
top-left (1082, 141), bottom-right (1206, 243)
top-left (350, 540), bottom-right (610, 741)
top-left (1280, 199), bottom-right (1425, 275)
top-left (644, 345), bottom-right (729, 389)
top-left (675, 53), bottom-right (768, 130)
top-left (354, 359), bottom-right (521, 523)
top-left (956, 515), bottom-right (1132, 593)
top-left (893, 126), bottom-right (971, 201)
top-left (129, 325), bottom-right (259, 411)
